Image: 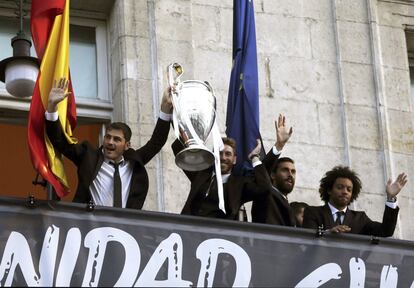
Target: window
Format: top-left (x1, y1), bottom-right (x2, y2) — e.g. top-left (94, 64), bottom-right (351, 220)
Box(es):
top-left (70, 25), bottom-right (98, 100)
top-left (69, 18), bottom-right (112, 120)
top-left (0, 12), bottom-right (112, 121)
top-left (70, 17), bottom-right (111, 105)
top-left (0, 2), bottom-right (112, 200)
top-left (406, 30), bottom-right (414, 102)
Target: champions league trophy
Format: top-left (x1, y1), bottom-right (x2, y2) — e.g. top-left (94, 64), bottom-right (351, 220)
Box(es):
top-left (168, 63), bottom-right (217, 171)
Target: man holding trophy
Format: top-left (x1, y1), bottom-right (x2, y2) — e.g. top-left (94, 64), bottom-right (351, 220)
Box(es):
top-left (168, 63), bottom-right (291, 220)
top-left (45, 78), bottom-right (173, 209)
top-left (173, 136), bottom-right (269, 219)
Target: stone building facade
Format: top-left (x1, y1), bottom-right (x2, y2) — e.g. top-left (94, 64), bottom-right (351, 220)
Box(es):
top-left (0, 0), bottom-right (413, 239)
top-left (107, 0), bottom-right (414, 240)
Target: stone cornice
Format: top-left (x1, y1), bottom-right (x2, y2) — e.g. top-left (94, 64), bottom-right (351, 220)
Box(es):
top-left (380, 0), bottom-right (414, 5)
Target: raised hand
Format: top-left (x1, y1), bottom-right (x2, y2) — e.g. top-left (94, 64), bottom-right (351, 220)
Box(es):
top-left (47, 78), bottom-right (71, 113)
top-left (161, 86), bottom-right (173, 114)
top-left (248, 139), bottom-right (262, 161)
top-left (275, 114), bottom-right (293, 151)
top-left (386, 172), bottom-right (408, 198)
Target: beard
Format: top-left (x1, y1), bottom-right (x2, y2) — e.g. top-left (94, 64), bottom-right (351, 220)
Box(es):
top-left (220, 162), bottom-right (234, 175)
top-left (274, 178), bottom-right (295, 195)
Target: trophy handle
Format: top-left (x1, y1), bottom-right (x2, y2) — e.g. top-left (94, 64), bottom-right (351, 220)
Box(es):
top-left (167, 63), bottom-right (184, 115)
top-left (167, 63), bottom-right (183, 87)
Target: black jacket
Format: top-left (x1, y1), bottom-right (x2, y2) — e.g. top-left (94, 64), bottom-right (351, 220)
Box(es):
top-left (46, 118), bottom-right (170, 209)
top-left (303, 204), bottom-right (399, 237)
top-left (172, 140), bottom-right (271, 220)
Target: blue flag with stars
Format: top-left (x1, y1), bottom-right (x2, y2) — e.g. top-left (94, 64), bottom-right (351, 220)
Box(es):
top-left (226, 0), bottom-right (261, 174)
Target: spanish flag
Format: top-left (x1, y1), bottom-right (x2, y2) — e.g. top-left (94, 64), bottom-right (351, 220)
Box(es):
top-left (28, 0), bottom-right (77, 197)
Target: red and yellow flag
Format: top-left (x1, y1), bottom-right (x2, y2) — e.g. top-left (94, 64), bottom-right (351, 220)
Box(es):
top-left (28, 0), bottom-right (77, 197)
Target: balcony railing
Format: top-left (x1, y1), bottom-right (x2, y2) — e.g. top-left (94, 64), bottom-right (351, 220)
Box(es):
top-left (0, 196), bottom-right (412, 287)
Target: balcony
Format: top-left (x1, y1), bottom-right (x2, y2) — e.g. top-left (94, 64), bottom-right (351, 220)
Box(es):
top-left (0, 196), bottom-right (412, 287)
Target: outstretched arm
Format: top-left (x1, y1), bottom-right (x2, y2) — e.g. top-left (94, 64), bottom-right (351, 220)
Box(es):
top-left (137, 87), bottom-right (172, 164)
top-left (242, 140), bottom-right (273, 202)
top-left (45, 78), bottom-right (86, 162)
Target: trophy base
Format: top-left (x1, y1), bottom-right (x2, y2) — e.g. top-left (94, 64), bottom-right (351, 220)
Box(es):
top-left (175, 146), bottom-right (215, 171)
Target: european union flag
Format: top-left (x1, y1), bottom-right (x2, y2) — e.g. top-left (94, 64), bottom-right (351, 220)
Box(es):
top-left (226, 0), bottom-right (261, 174)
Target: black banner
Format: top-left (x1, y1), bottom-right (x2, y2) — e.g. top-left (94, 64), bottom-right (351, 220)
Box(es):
top-left (0, 197), bottom-right (413, 287)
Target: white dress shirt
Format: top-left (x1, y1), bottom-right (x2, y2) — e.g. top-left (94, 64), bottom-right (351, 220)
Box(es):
top-left (89, 156), bottom-right (133, 207)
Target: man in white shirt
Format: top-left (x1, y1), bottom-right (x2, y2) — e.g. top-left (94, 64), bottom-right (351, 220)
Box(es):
top-left (45, 78), bottom-right (173, 209)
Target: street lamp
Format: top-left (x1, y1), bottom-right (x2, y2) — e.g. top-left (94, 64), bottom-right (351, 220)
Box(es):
top-left (0, 0), bottom-right (39, 98)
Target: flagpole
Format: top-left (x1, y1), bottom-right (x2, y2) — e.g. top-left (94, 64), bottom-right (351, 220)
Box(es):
top-left (32, 173), bottom-right (57, 201)
top-left (46, 182), bottom-right (54, 200)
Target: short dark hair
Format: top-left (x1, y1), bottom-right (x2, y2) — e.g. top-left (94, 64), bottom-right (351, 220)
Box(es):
top-left (106, 122), bottom-right (132, 142)
top-left (271, 157), bottom-right (295, 174)
top-left (290, 201), bottom-right (308, 213)
top-left (319, 166), bottom-right (362, 204)
top-left (222, 137), bottom-right (237, 155)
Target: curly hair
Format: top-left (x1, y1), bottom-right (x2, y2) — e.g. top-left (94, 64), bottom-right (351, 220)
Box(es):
top-left (319, 166), bottom-right (362, 204)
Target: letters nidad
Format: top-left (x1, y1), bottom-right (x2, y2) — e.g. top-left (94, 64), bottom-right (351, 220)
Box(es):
top-left (0, 226), bottom-right (251, 287)
top-left (0, 225), bottom-right (408, 287)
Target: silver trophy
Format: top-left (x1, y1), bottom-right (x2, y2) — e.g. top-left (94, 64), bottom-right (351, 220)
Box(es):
top-left (168, 63), bottom-right (216, 171)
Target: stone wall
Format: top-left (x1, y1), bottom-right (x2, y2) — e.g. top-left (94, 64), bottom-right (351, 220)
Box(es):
top-left (108, 0), bottom-right (414, 240)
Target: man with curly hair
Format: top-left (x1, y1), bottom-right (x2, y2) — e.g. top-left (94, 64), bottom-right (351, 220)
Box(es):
top-left (303, 166), bottom-right (407, 236)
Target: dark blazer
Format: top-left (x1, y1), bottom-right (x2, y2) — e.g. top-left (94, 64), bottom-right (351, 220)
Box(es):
top-left (303, 204), bottom-right (399, 237)
top-left (172, 140), bottom-right (271, 220)
top-left (251, 149), bottom-right (296, 226)
top-left (251, 187), bottom-right (296, 226)
top-left (45, 118), bottom-right (170, 209)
